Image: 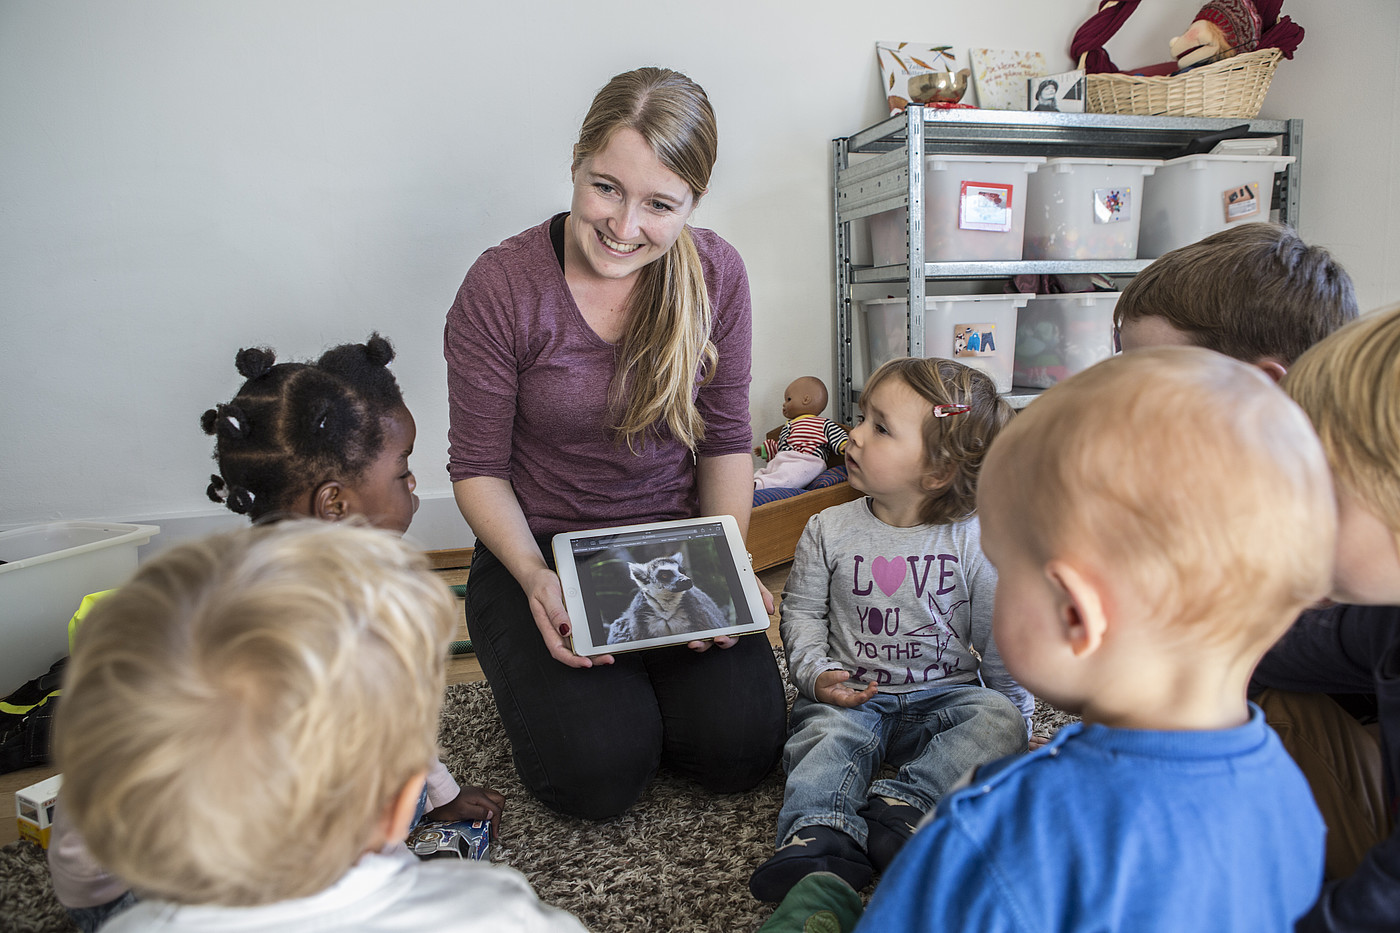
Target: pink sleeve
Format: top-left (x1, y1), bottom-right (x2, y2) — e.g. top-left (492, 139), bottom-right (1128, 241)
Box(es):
top-left (424, 758), bottom-right (461, 810)
top-left (47, 799), bottom-right (131, 909)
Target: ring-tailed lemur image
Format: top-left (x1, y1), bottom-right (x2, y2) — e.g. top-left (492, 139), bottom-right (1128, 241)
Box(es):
top-left (607, 552), bottom-right (727, 644)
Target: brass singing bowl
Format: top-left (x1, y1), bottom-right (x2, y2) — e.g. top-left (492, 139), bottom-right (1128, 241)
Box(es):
top-left (908, 68), bottom-right (970, 104)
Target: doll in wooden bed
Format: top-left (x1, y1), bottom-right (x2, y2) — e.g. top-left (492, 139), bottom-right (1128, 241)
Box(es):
top-left (754, 376), bottom-right (850, 490)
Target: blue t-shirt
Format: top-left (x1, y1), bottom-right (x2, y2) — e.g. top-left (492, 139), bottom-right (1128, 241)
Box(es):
top-left (857, 704), bottom-right (1324, 932)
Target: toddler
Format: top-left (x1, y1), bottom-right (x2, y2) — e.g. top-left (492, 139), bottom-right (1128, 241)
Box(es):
top-left (754, 375), bottom-right (850, 490)
top-left (54, 520), bottom-right (585, 932)
top-left (847, 347), bottom-right (1333, 931)
top-left (1251, 304), bottom-right (1400, 931)
top-left (1113, 221), bottom-right (1356, 378)
top-left (48, 334), bottom-right (502, 929)
top-left (748, 357), bottom-right (1031, 903)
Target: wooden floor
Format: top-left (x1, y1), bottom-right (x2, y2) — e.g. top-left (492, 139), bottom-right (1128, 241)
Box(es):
top-left (0, 561), bottom-right (792, 847)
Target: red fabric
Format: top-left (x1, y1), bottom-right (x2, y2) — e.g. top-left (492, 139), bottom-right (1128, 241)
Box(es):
top-left (1070, 0), bottom-right (1144, 74)
top-left (1260, 16), bottom-right (1304, 58)
top-left (1256, 0), bottom-right (1304, 59)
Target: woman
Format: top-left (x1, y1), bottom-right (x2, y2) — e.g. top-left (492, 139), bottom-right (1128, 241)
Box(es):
top-left (445, 67), bottom-right (786, 819)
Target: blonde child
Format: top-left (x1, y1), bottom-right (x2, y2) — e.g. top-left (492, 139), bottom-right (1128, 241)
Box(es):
top-left (48, 334), bottom-right (502, 929)
top-left (748, 358), bottom-right (1031, 903)
top-left (837, 347), bottom-right (1332, 931)
top-left (54, 521), bottom-right (585, 932)
top-left (1251, 304), bottom-right (1400, 931)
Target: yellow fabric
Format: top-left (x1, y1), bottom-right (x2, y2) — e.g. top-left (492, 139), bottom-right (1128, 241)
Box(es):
top-left (68, 589), bottom-right (116, 653)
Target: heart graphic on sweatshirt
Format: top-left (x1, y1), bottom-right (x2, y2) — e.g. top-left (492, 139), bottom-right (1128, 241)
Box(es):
top-left (871, 557), bottom-right (906, 597)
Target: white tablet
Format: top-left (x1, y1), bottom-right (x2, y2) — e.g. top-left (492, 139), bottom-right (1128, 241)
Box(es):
top-left (551, 515), bottom-right (770, 657)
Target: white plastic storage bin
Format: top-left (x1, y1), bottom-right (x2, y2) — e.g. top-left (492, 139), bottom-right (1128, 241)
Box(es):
top-left (1013, 292), bottom-right (1122, 389)
top-left (0, 522), bottom-right (158, 692)
top-left (1023, 158), bottom-right (1159, 260)
top-left (1138, 154), bottom-right (1295, 258)
top-left (861, 293), bottom-right (1034, 394)
top-left (868, 154), bottom-right (1046, 265)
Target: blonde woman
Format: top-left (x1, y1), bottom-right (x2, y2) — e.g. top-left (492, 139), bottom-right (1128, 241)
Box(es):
top-left (445, 67), bottom-right (785, 819)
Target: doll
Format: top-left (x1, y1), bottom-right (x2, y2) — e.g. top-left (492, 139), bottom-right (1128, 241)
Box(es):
top-left (754, 376), bottom-right (850, 490)
top-left (1170, 0), bottom-right (1262, 70)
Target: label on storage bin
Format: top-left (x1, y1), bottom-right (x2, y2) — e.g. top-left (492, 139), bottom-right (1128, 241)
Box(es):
top-left (1093, 187), bottom-right (1131, 224)
top-left (1223, 182), bottom-right (1261, 222)
top-left (959, 182), bottom-right (1014, 232)
top-left (954, 324), bottom-right (1000, 357)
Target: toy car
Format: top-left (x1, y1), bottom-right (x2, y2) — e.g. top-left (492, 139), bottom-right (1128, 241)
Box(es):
top-left (406, 819), bottom-right (491, 861)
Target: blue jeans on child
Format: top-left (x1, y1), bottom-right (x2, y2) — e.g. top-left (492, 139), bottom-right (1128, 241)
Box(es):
top-left (776, 682), bottom-right (1025, 847)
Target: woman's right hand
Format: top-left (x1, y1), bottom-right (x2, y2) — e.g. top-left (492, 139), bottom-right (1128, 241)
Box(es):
top-left (522, 566), bottom-right (614, 668)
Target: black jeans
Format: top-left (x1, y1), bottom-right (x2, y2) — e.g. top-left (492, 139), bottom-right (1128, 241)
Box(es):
top-left (465, 536), bottom-right (786, 820)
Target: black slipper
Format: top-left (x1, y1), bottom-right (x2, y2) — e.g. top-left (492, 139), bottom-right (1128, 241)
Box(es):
top-left (749, 825), bottom-right (873, 903)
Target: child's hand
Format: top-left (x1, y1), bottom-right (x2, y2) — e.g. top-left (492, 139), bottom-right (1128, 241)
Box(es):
top-left (424, 785), bottom-right (507, 839)
top-left (814, 669), bottom-right (878, 707)
top-left (1029, 733), bottom-right (1052, 751)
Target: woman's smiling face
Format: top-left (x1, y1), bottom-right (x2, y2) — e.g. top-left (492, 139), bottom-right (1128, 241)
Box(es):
top-left (566, 126), bottom-right (698, 284)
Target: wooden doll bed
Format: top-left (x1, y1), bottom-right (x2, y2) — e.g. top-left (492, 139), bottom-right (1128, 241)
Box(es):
top-left (747, 425), bottom-right (860, 572)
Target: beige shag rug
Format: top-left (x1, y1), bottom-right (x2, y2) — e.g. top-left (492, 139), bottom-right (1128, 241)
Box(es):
top-left (0, 648), bottom-right (1077, 932)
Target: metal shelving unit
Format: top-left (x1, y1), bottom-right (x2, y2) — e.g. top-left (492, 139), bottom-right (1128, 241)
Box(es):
top-left (832, 106), bottom-right (1302, 422)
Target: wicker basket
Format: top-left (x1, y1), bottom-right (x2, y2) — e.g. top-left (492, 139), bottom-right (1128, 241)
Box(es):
top-left (1084, 47), bottom-right (1283, 118)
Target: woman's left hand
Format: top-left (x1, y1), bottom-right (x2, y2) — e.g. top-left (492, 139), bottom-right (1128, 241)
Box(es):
top-left (687, 577), bottom-right (774, 652)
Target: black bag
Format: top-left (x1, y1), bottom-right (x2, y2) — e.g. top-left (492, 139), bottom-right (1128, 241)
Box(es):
top-left (0, 657), bottom-right (65, 774)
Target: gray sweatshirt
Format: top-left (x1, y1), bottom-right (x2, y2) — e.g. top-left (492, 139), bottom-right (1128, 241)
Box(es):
top-left (780, 497), bottom-right (1032, 727)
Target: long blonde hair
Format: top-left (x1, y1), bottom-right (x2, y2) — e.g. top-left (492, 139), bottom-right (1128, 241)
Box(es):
top-left (573, 67), bottom-right (718, 452)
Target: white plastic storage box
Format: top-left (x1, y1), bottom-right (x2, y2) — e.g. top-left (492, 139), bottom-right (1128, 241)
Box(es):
top-left (1013, 292), bottom-right (1122, 389)
top-left (1023, 158), bottom-right (1159, 260)
top-left (0, 522), bottom-right (158, 693)
top-left (861, 293), bottom-right (1034, 394)
top-left (1138, 154), bottom-right (1295, 259)
top-left (868, 154), bottom-right (1046, 265)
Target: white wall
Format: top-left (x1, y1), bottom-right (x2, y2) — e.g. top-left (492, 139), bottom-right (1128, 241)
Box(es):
top-left (3, 0), bottom-right (1397, 554)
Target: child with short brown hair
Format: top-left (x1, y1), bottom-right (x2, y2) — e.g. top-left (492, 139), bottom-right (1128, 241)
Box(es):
top-left (1114, 221), bottom-right (1357, 377)
top-left (55, 521), bottom-right (585, 932)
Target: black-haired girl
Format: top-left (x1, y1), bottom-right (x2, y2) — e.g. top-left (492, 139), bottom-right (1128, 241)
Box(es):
top-left (48, 334), bottom-right (503, 931)
top-left (201, 332), bottom-right (419, 533)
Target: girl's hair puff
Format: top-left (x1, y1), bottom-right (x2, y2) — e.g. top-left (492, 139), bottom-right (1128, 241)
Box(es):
top-left (201, 333), bottom-right (406, 520)
top-left (862, 357), bottom-right (1013, 525)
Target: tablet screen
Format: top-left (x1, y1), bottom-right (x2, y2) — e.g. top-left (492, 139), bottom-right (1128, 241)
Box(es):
top-left (553, 517), bottom-right (768, 656)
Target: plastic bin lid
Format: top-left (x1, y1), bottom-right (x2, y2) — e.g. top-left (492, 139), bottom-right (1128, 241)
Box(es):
top-left (926, 153), bottom-right (1047, 169)
top-left (863, 293), bottom-right (1036, 307)
top-left (1026, 291), bottom-right (1123, 305)
top-left (1043, 156), bottom-right (1161, 172)
top-left (1159, 153), bottom-right (1295, 168)
top-left (0, 521), bottom-right (159, 572)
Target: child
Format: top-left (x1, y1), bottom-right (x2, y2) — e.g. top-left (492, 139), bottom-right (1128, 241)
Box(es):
top-left (48, 334), bottom-right (503, 929)
top-left (845, 347), bottom-right (1334, 931)
top-left (1113, 221), bottom-right (1357, 378)
top-left (54, 520), bottom-right (586, 932)
top-left (748, 357), bottom-right (1031, 903)
top-left (754, 375), bottom-right (850, 490)
top-left (1251, 304), bottom-right (1400, 931)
